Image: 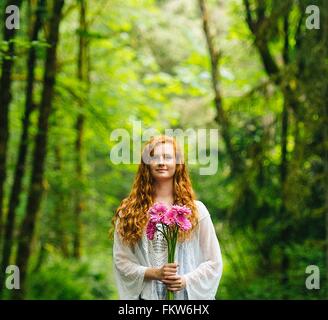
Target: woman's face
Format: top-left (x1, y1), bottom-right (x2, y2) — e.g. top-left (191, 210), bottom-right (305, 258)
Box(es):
top-left (149, 142), bottom-right (176, 182)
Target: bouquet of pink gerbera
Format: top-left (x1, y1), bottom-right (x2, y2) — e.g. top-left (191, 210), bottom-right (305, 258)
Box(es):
top-left (146, 202), bottom-right (192, 300)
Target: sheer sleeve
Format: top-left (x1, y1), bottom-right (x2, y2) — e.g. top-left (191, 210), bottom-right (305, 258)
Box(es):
top-left (113, 219), bottom-right (148, 300)
top-left (184, 202), bottom-right (223, 300)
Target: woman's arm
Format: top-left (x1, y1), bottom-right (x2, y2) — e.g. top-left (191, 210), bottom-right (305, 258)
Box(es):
top-left (183, 202), bottom-right (223, 299)
top-left (113, 226), bottom-right (149, 299)
top-left (144, 267), bottom-right (160, 281)
top-left (113, 221), bottom-right (179, 298)
top-left (144, 263), bottom-right (179, 281)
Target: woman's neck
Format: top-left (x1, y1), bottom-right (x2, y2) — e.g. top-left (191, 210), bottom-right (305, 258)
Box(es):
top-left (154, 179), bottom-right (174, 206)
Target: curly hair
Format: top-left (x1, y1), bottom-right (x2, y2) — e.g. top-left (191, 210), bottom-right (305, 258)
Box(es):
top-left (109, 135), bottom-right (199, 248)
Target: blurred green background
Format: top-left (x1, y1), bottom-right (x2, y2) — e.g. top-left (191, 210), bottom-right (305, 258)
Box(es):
top-left (0, 0), bottom-right (327, 299)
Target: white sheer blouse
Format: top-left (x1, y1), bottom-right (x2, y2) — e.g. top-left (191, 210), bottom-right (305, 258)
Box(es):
top-left (112, 200), bottom-right (223, 300)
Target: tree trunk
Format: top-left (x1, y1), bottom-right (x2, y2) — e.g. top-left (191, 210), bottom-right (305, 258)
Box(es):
top-left (12, 0), bottom-right (65, 300)
top-left (197, 0), bottom-right (241, 174)
top-left (0, 0), bottom-right (45, 296)
top-left (243, 0), bottom-right (294, 296)
top-left (0, 0), bottom-right (23, 242)
top-left (53, 145), bottom-right (69, 257)
top-left (73, 0), bottom-right (88, 259)
top-left (279, 14), bottom-right (291, 293)
top-left (279, 98), bottom-right (289, 292)
top-left (32, 242), bottom-right (46, 273)
top-left (323, 0), bottom-right (328, 298)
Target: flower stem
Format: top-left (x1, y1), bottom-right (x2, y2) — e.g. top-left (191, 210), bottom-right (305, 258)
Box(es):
top-left (166, 225), bottom-right (179, 300)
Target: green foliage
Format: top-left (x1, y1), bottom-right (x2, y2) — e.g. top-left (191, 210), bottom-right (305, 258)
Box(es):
top-left (26, 253), bottom-right (114, 300)
top-left (0, 0), bottom-right (326, 300)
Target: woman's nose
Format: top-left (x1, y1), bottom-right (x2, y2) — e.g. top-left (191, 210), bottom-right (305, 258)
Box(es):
top-left (158, 156), bottom-right (164, 164)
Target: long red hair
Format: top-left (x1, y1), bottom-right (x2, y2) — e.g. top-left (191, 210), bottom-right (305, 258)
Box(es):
top-left (109, 135), bottom-right (199, 247)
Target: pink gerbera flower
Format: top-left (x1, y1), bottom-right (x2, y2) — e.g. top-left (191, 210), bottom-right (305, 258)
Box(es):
top-left (175, 215), bottom-right (192, 231)
top-left (173, 204), bottom-right (192, 216)
top-left (148, 202), bottom-right (168, 223)
top-left (146, 220), bottom-right (157, 240)
top-left (171, 205), bottom-right (192, 231)
top-left (163, 208), bottom-right (177, 226)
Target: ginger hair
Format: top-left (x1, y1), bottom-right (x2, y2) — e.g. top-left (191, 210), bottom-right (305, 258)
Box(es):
top-left (109, 135), bottom-right (199, 248)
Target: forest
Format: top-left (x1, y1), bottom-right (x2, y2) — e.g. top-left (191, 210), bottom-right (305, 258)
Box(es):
top-left (0, 0), bottom-right (327, 299)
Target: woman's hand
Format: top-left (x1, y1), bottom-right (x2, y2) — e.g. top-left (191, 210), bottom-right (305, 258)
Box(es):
top-left (145, 263), bottom-right (180, 282)
top-left (157, 262), bottom-right (186, 292)
top-left (157, 262), bottom-right (179, 281)
top-left (162, 274), bottom-right (186, 292)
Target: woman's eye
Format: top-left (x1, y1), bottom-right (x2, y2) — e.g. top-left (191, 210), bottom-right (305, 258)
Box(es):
top-left (151, 154), bottom-right (173, 162)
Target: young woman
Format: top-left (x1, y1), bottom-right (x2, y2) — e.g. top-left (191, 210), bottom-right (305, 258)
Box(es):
top-left (110, 135), bottom-right (223, 300)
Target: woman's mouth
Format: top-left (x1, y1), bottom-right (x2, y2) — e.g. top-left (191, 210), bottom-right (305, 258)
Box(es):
top-left (156, 169), bottom-right (168, 172)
